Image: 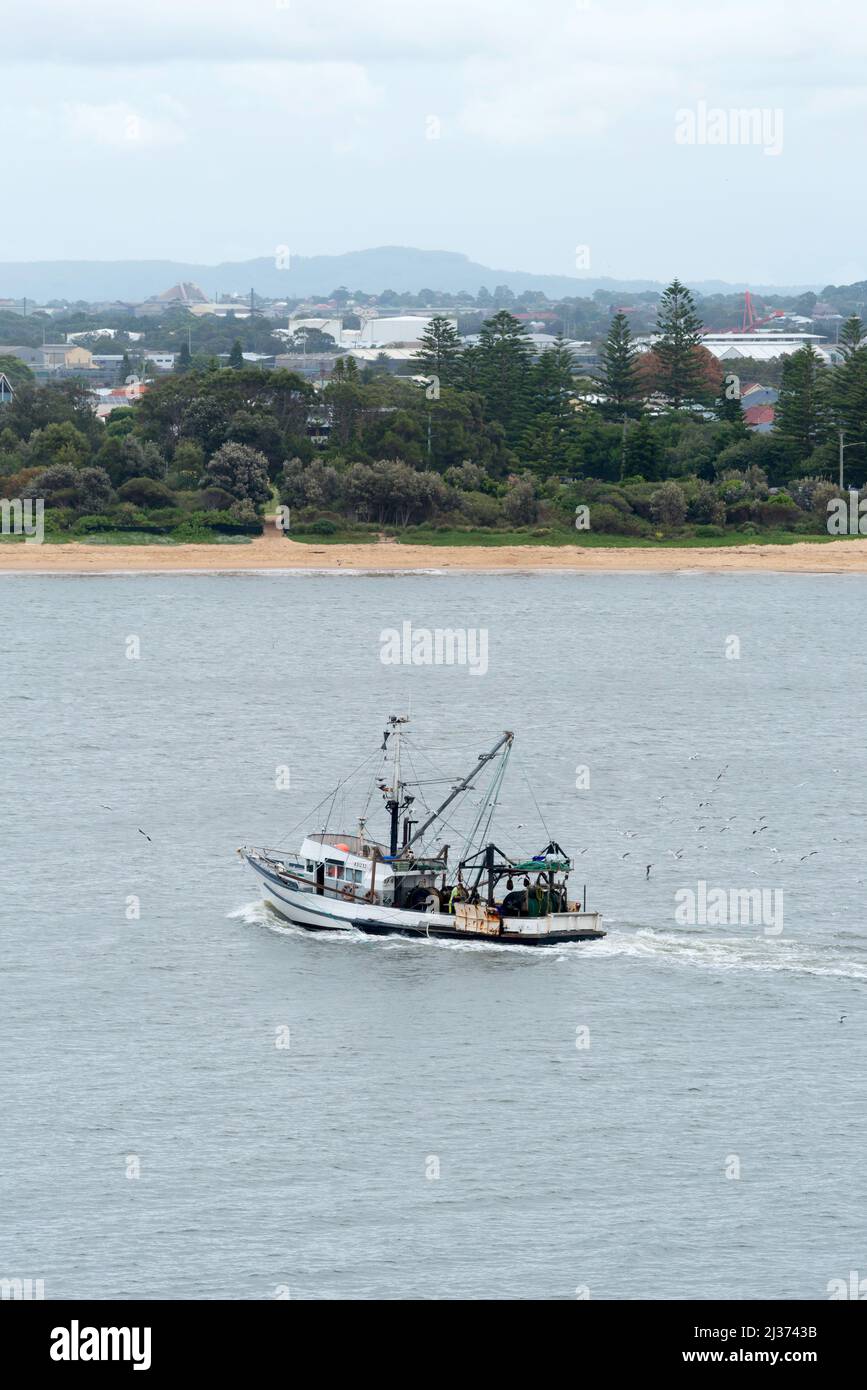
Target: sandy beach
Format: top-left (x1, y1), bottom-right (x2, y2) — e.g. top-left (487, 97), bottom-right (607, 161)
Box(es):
top-left (4, 523), bottom-right (867, 574)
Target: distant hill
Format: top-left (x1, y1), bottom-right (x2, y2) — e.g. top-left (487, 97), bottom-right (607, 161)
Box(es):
top-left (0, 246), bottom-right (822, 303)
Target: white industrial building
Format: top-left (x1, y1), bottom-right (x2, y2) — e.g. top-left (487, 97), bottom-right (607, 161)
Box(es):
top-left (353, 315), bottom-right (455, 347)
top-left (637, 330), bottom-right (841, 365)
top-left (700, 331), bottom-right (841, 364)
top-left (283, 312), bottom-right (456, 352)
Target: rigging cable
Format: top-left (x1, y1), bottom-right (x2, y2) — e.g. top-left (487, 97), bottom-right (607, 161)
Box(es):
top-left (270, 748), bottom-right (380, 849)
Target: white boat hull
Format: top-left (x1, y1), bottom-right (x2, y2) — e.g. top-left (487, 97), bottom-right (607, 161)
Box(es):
top-left (244, 853), bottom-right (604, 946)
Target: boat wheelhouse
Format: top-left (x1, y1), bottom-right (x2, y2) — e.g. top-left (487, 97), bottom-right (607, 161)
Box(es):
top-left (240, 717), bottom-right (604, 947)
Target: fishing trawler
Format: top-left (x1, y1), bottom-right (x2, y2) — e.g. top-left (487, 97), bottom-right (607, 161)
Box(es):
top-left (240, 716), bottom-right (604, 947)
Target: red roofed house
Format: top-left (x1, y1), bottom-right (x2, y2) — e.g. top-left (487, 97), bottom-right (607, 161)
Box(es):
top-left (743, 403), bottom-right (775, 432)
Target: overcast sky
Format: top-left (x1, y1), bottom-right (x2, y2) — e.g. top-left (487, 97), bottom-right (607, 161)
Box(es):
top-left (3, 0), bottom-right (866, 284)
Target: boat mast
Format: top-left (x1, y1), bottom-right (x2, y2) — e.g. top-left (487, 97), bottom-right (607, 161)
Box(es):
top-left (384, 714), bottom-right (409, 856)
top-left (404, 731), bottom-right (514, 853)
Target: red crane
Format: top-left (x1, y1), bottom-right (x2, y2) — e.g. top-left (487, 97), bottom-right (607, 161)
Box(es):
top-left (720, 290), bottom-right (785, 333)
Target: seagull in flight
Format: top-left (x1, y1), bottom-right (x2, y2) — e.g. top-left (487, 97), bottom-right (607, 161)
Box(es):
top-left (138, 828), bottom-right (152, 842)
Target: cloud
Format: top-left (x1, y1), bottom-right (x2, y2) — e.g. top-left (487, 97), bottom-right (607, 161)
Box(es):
top-left (2, 0), bottom-right (866, 278)
top-left (0, 0), bottom-right (508, 65)
top-left (63, 100), bottom-right (187, 148)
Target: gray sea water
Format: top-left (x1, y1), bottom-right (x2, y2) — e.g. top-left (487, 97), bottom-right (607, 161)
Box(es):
top-left (1, 570), bottom-right (866, 1301)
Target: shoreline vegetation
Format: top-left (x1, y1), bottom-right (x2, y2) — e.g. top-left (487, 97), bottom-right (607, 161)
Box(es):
top-left (4, 281), bottom-right (867, 562)
top-left (4, 520), bottom-right (867, 573)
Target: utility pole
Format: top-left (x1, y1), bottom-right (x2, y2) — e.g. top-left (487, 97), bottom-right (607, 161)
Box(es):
top-left (839, 428), bottom-right (865, 490)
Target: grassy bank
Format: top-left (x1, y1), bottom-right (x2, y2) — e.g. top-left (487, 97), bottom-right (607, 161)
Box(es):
top-left (285, 525), bottom-right (840, 550)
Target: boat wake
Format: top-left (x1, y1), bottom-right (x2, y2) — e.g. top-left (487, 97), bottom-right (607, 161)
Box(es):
top-left (229, 902), bottom-right (867, 978)
top-left (589, 922), bottom-right (867, 981)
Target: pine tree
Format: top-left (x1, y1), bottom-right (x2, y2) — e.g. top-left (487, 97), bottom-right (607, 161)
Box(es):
top-left (117, 351), bottom-right (133, 385)
top-left (228, 339), bottom-right (244, 369)
top-left (532, 337), bottom-right (577, 425)
top-left (716, 374), bottom-right (748, 430)
top-left (176, 341), bottom-right (192, 373)
top-left (838, 315), bottom-right (865, 359)
top-left (412, 315), bottom-right (463, 386)
top-left (829, 318), bottom-right (867, 477)
top-left (597, 312), bottom-right (642, 419)
top-left (623, 416), bottom-right (662, 480)
top-left (774, 345), bottom-right (830, 461)
top-left (652, 278), bottom-right (706, 409)
top-left (475, 310), bottom-right (533, 443)
top-left (520, 338), bottom-right (581, 477)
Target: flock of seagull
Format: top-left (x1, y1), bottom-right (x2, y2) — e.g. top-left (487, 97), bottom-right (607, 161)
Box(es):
top-left (585, 758), bottom-right (828, 882)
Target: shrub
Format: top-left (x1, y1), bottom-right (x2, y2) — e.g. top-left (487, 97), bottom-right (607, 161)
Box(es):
top-left (596, 489), bottom-right (631, 513)
top-left (756, 493), bottom-right (799, 527)
top-left (502, 476), bottom-right (538, 526)
top-left (809, 481), bottom-right (841, 517)
top-left (444, 461), bottom-right (485, 492)
top-left (198, 504), bottom-right (263, 535)
top-left (460, 491), bottom-right (503, 527)
top-left (117, 476), bottom-right (176, 507)
top-left (170, 521), bottom-right (215, 542)
top-left (614, 512), bottom-right (653, 537)
top-left (195, 486), bottom-right (236, 512)
top-left (650, 480), bottom-right (688, 528)
top-left (24, 464), bottom-right (113, 514)
top-left (587, 503), bottom-right (629, 533)
top-left (687, 479), bottom-right (726, 526)
top-left (166, 470), bottom-right (200, 491)
top-left (71, 514), bottom-right (121, 535)
top-left (0, 466), bottom-right (44, 499)
top-left (112, 502), bottom-right (151, 530)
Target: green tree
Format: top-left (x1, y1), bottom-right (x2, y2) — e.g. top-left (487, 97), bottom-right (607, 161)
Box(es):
top-left (838, 315), bottom-right (866, 359)
top-left (624, 416), bottom-right (662, 480)
top-left (0, 355), bottom-right (34, 389)
top-left (202, 442), bottom-right (271, 506)
top-left (652, 278), bottom-right (706, 408)
top-left (26, 421), bottom-right (91, 469)
top-left (829, 320), bottom-right (867, 486)
top-left (412, 315), bottom-right (463, 387)
top-left (519, 339), bottom-right (583, 477)
top-left (331, 355), bottom-right (358, 381)
top-left (475, 310), bottom-right (534, 444)
top-left (598, 312), bottom-right (642, 418)
top-left (715, 375), bottom-right (748, 429)
top-left (176, 340), bottom-right (193, 373)
top-left (228, 340), bottom-right (245, 370)
top-left (774, 345), bottom-right (830, 463)
top-left (227, 410), bottom-right (286, 473)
